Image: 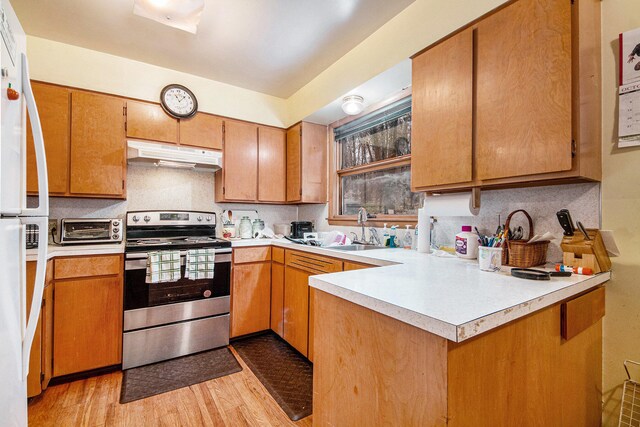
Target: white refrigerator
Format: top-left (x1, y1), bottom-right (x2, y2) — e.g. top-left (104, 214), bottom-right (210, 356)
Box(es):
top-left (0, 0), bottom-right (49, 426)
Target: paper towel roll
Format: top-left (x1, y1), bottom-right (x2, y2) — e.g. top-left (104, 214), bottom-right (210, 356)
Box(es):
top-left (423, 192), bottom-right (480, 217)
top-left (417, 207), bottom-right (429, 253)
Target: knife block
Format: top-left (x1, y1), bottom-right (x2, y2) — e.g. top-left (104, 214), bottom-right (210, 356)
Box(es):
top-left (560, 229), bottom-right (611, 274)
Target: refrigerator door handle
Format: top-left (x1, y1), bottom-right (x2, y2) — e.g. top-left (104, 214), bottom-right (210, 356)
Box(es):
top-left (20, 53), bottom-right (48, 217)
top-left (20, 217), bottom-right (48, 380)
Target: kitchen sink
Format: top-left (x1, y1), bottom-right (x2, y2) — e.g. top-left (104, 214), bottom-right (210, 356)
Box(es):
top-left (327, 244), bottom-right (382, 251)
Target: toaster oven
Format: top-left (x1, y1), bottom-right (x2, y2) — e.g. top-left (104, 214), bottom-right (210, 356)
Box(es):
top-left (59, 218), bottom-right (122, 245)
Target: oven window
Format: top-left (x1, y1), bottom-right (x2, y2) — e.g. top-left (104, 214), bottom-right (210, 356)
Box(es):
top-left (124, 259), bottom-right (231, 310)
top-left (63, 222), bottom-right (111, 240)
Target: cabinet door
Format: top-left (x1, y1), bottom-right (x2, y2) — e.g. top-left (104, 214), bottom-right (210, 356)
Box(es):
top-left (26, 262), bottom-right (42, 398)
top-left (258, 126), bottom-right (286, 202)
top-left (223, 120), bottom-right (258, 201)
top-left (411, 29), bottom-right (473, 189)
top-left (53, 276), bottom-right (123, 376)
top-left (300, 122), bottom-right (328, 203)
top-left (271, 261), bottom-right (285, 337)
top-left (179, 113), bottom-right (223, 150)
top-left (286, 124), bottom-right (301, 202)
top-left (283, 266), bottom-right (310, 356)
top-left (26, 82), bottom-right (70, 195)
top-left (308, 288), bottom-right (315, 362)
top-left (126, 100), bottom-right (178, 144)
top-left (231, 262), bottom-right (271, 338)
top-left (70, 92), bottom-right (126, 197)
top-left (41, 266), bottom-right (54, 390)
top-left (476, 0), bottom-right (572, 180)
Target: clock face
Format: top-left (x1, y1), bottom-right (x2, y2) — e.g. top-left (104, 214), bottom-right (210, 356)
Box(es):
top-left (160, 85), bottom-right (198, 119)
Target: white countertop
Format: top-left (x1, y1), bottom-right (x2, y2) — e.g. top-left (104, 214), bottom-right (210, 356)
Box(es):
top-left (233, 238), bottom-right (610, 343)
top-left (26, 243), bottom-right (125, 261)
top-left (31, 237), bottom-right (609, 343)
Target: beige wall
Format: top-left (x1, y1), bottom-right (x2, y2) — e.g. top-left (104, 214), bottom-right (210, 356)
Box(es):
top-left (601, 0), bottom-right (640, 425)
top-left (26, 36), bottom-right (288, 127)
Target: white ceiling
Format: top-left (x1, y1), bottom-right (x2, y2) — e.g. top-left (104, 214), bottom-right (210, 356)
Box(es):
top-left (13, 0), bottom-right (415, 98)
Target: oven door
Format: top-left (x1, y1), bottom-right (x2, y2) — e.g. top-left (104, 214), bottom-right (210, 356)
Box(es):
top-left (124, 249), bottom-right (231, 310)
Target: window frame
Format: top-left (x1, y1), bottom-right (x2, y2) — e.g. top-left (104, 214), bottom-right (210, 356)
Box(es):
top-left (328, 90), bottom-right (418, 227)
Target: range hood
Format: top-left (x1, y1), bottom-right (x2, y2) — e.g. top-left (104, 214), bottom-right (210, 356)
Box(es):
top-left (127, 140), bottom-right (222, 172)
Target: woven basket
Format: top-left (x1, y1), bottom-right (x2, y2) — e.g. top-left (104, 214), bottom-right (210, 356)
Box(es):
top-left (502, 209), bottom-right (549, 268)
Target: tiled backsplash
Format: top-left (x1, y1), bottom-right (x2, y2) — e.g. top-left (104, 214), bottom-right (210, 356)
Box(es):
top-left (34, 164), bottom-right (601, 264)
top-left (32, 165), bottom-right (298, 233)
top-left (298, 182), bottom-right (601, 263)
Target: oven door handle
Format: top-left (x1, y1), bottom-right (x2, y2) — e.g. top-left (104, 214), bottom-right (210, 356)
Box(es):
top-left (125, 248), bottom-right (232, 259)
top-left (125, 251), bottom-right (231, 270)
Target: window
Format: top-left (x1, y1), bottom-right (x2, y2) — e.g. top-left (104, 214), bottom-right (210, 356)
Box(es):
top-left (328, 94), bottom-right (424, 225)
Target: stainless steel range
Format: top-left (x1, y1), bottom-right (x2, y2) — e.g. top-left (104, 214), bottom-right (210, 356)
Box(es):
top-left (122, 210), bottom-right (232, 370)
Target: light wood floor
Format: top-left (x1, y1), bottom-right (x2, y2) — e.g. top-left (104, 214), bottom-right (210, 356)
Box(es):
top-left (28, 348), bottom-right (313, 427)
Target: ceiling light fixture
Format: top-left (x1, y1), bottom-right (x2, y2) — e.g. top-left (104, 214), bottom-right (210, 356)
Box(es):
top-left (133, 0), bottom-right (204, 34)
top-left (342, 95), bottom-right (365, 116)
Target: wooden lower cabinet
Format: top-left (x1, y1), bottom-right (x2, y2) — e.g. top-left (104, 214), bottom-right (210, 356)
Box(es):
top-left (26, 260), bottom-right (54, 398)
top-left (313, 287), bottom-right (605, 426)
top-left (283, 266), bottom-right (312, 357)
top-left (271, 259), bottom-right (285, 337)
top-left (52, 255), bottom-right (123, 377)
top-left (282, 250), bottom-right (344, 359)
top-left (231, 262), bottom-right (271, 338)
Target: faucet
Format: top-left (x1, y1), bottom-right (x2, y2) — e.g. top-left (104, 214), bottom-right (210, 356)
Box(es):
top-left (357, 207), bottom-right (368, 243)
top-left (369, 228), bottom-right (381, 246)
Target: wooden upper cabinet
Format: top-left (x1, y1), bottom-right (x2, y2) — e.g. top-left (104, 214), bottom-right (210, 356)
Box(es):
top-left (287, 122), bottom-right (328, 203)
top-left (26, 82), bottom-right (70, 195)
top-left (70, 91), bottom-right (126, 197)
top-left (222, 120), bottom-right (258, 201)
top-left (411, 29), bottom-right (473, 190)
top-left (179, 113), bottom-right (223, 150)
top-left (475, 0), bottom-right (572, 180)
top-left (258, 126), bottom-right (286, 202)
top-left (126, 100), bottom-right (178, 144)
top-left (286, 124), bottom-right (302, 202)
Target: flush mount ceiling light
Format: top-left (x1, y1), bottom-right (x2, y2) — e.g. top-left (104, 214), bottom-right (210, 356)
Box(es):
top-left (133, 0), bottom-right (205, 34)
top-left (342, 95), bottom-right (365, 116)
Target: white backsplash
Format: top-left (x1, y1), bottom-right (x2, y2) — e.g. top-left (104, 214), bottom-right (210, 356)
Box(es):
top-left (33, 165), bottom-right (298, 234)
top-left (35, 164), bottom-right (601, 263)
top-left (298, 182), bottom-right (601, 263)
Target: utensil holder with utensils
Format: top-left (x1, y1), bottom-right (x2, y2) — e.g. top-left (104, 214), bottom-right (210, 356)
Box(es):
top-left (561, 229), bottom-right (611, 274)
top-left (502, 209), bottom-right (550, 268)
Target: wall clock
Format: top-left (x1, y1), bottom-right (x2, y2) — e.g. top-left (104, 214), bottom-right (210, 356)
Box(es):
top-left (160, 84), bottom-right (198, 119)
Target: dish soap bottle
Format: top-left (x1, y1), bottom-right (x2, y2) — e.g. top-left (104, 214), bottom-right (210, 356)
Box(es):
top-left (382, 223), bottom-right (389, 247)
top-left (455, 225), bottom-right (478, 259)
top-left (402, 225), bottom-right (413, 249)
top-left (389, 225), bottom-right (398, 248)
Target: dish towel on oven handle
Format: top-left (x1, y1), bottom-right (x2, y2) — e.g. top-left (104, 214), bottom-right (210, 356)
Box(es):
top-left (145, 250), bottom-right (182, 284)
top-left (185, 248), bottom-right (215, 280)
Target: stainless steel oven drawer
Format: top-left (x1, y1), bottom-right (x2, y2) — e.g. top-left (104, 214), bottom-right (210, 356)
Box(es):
top-left (123, 296), bottom-right (230, 331)
top-left (122, 314), bottom-right (230, 370)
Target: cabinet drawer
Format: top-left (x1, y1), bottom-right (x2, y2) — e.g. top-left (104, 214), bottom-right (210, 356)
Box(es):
top-left (233, 246), bottom-right (271, 264)
top-left (343, 261), bottom-right (374, 271)
top-left (285, 250), bottom-right (342, 275)
top-left (561, 287), bottom-right (605, 340)
top-left (272, 247), bottom-right (285, 264)
top-left (54, 254), bottom-right (122, 279)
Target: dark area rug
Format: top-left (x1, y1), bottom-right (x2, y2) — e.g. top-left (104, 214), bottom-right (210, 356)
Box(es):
top-left (232, 332), bottom-right (313, 421)
top-left (119, 347), bottom-right (242, 403)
